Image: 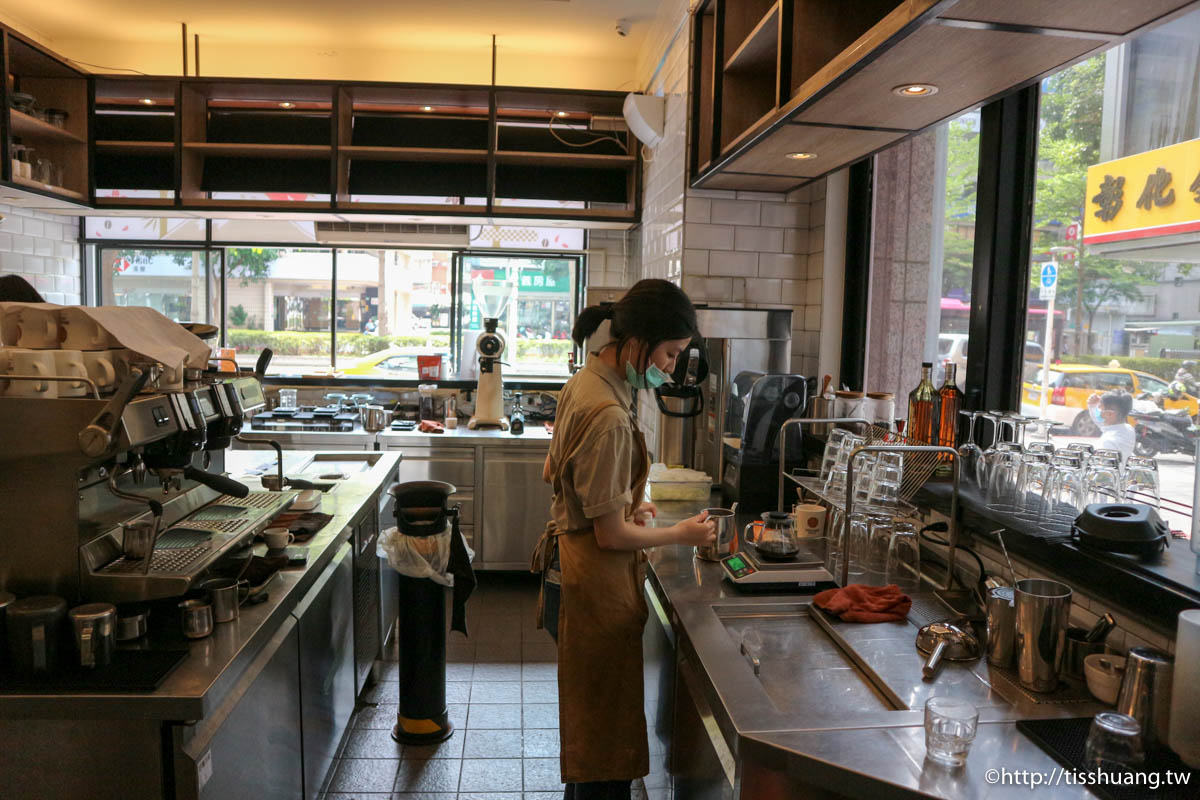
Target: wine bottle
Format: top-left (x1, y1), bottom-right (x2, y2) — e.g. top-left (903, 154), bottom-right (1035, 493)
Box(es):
top-left (907, 362), bottom-right (939, 444)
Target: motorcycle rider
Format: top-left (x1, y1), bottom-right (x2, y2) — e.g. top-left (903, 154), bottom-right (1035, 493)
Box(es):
top-left (1086, 390), bottom-right (1135, 459)
top-left (1175, 360), bottom-right (1198, 395)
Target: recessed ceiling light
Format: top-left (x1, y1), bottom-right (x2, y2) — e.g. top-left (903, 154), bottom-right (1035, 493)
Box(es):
top-left (555, 111), bottom-right (569, 118)
top-left (422, 105), bottom-right (434, 112)
top-left (278, 102), bottom-right (296, 109)
top-left (892, 84), bottom-right (938, 97)
top-left (785, 152), bottom-right (817, 160)
top-left (139, 98), bottom-right (156, 105)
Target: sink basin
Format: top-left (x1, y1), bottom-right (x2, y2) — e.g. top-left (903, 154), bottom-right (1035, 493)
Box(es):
top-left (714, 603), bottom-right (896, 715)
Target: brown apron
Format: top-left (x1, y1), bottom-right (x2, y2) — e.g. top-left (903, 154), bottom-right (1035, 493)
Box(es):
top-left (530, 405), bottom-right (652, 784)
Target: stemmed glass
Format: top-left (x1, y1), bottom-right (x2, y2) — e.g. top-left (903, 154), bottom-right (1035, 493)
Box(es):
top-left (957, 410), bottom-right (985, 490)
top-left (976, 412), bottom-right (1005, 490)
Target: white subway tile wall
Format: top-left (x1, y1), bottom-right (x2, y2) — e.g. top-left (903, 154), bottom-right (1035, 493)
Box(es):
top-left (0, 204), bottom-right (82, 304)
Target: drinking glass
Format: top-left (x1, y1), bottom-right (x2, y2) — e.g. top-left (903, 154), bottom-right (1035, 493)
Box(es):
top-left (957, 410), bottom-right (984, 490)
top-left (847, 513), bottom-right (870, 580)
top-left (986, 442), bottom-right (1024, 513)
top-left (823, 465), bottom-right (849, 501)
top-left (924, 697), bottom-right (979, 766)
top-left (277, 388), bottom-right (298, 409)
top-left (1040, 452), bottom-right (1085, 531)
top-left (1026, 440), bottom-right (1055, 457)
top-left (1015, 451), bottom-right (1052, 520)
top-left (1084, 711), bottom-right (1144, 772)
top-left (1122, 456), bottom-right (1160, 509)
top-left (866, 476), bottom-right (902, 511)
top-left (825, 505), bottom-right (845, 575)
top-left (1066, 442), bottom-right (1095, 469)
top-left (820, 429), bottom-right (852, 483)
top-left (1084, 456), bottom-right (1123, 506)
top-left (886, 522), bottom-right (921, 592)
top-left (865, 516), bottom-right (895, 585)
top-left (850, 452), bottom-right (878, 508)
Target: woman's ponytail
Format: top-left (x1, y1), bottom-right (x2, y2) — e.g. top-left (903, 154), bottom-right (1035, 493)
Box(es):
top-left (571, 303), bottom-right (614, 347)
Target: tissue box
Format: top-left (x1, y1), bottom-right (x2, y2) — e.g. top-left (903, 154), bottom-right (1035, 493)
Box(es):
top-left (646, 464), bottom-right (712, 501)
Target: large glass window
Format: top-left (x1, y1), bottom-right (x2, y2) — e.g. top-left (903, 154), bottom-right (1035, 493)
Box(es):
top-left (457, 254), bottom-right (579, 377)
top-left (100, 247), bottom-right (211, 323)
top-left (864, 109), bottom-right (981, 399)
top-left (1021, 10), bottom-right (1200, 531)
top-left (223, 248), bottom-right (332, 375)
top-left (337, 249), bottom-right (453, 378)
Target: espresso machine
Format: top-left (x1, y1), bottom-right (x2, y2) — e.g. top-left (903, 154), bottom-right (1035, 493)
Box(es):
top-left (467, 278), bottom-right (515, 430)
top-left (0, 344), bottom-right (292, 605)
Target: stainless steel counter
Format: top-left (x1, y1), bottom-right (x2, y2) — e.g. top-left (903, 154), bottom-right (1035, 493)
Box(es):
top-left (234, 423), bottom-right (553, 451)
top-left (645, 497), bottom-right (1105, 799)
top-left (0, 450), bottom-right (400, 721)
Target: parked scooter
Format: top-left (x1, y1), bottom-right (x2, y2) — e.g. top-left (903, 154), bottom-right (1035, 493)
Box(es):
top-left (1130, 405), bottom-right (1198, 458)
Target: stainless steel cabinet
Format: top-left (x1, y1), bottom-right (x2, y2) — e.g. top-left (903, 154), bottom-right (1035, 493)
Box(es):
top-left (479, 447), bottom-right (553, 570)
top-left (390, 445), bottom-right (475, 486)
top-left (294, 542), bottom-right (355, 800)
top-left (351, 504), bottom-right (382, 695)
top-left (175, 619), bottom-right (304, 800)
top-left (643, 580), bottom-right (677, 800)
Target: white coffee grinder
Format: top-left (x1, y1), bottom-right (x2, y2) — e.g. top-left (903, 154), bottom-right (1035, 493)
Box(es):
top-left (467, 278), bottom-right (516, 430)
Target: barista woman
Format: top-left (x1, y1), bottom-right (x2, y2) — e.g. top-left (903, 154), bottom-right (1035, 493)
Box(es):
top-left (533, 279), bottom-right (716, 800)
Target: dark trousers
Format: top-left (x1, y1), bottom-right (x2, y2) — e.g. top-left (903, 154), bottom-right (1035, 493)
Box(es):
top-left (564, 780), bottom-right (632, 800)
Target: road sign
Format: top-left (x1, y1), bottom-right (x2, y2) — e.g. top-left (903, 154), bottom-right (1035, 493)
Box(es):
top-left (1065, 222), bottom-right (1080, 241)
top-left (1039, 262), bottom-right (1057, 301)
top-left (1040, 262), bottom-right (1058, 288)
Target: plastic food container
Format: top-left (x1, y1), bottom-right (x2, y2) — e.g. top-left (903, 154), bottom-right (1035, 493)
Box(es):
top-left (646, 464), bottom-right (712, 501)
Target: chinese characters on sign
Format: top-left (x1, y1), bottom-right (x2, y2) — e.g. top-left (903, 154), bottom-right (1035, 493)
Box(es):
top-left (1091, 175), bottom-right (1124, 221)
top-left (1135, 167), bottom-right (1175, 210)
top-left (1084, 138), bottom-right (1200, 246)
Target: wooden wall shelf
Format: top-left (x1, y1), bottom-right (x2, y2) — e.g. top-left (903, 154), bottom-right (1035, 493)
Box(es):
top-left (10, 110), bottom-right (85, 143)
top-left (0, 26), bottom-right (641, 222)
top-left (689, 0), bottom-right (1200, 193)
top-left (11, 174), bottom-right (85, 200)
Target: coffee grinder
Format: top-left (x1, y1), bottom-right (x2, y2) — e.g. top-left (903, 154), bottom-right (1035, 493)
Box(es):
top-left (467, 278), bottom-right (515, 430)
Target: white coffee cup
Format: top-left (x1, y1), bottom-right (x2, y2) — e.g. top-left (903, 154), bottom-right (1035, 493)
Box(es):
top-left (2, 306), bottom-right (60, 349)
top-left (59, 309), bottom-right (110, 351)
top-left (0, 347), bottom-right (58, 397)
top-left (82, 350), bottom-right (118, 393)
top-left (793, 503), bottom-right (827, 537)
top-left (52, 349), bottom-right (89, 397)
top-left (262, 527), bottom-right (294, 550)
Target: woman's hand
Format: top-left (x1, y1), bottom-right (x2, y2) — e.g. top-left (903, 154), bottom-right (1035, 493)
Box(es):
top-left (674, 511), bottom-right (716, 547)
top-left (633, 501), bottom-right (658, 526)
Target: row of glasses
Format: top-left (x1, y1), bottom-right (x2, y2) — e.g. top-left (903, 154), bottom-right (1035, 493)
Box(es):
top-left (822, 432), bottom-right (867, 500)
top-left (827, 507), bottom-right (920, 591)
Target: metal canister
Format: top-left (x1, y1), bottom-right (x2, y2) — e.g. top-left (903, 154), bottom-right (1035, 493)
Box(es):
top-left (985, 586), bottom-right (1016, 667)
top-left (69, 602), bottom-right (117, 668)
top-left (696, 508), bottom-right (736, 561)
top-left (5, 595), bottom-right (67, 674)
top-left (1014, 579), bottom-right (1072, 692)
top-left (1116, 647), bottom-right (1175, 751)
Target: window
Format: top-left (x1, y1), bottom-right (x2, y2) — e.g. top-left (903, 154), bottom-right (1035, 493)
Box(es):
top-left (456, 254), bottom-right (579, 377)
top-left (222, 248), bottom-right (332, 374)
top-left (336, 249), bottom-right (453, 379)
top-left (864, 109), bottom-right (981, 399)
top-left (99, 247), bottom-right (212, 324)
top-left (1021, 10), bottom-right (1200, 531)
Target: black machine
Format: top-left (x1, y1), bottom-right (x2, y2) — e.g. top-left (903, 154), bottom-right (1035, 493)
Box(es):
top-left (719, 371), bottom-right (812, 514)
top-left (1073, 503), bottom-right (1171, 557)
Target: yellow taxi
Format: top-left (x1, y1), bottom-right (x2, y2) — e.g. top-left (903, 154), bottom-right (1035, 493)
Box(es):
top-left (342, 347), bottom-right (450, 378)
top-left (1020, 363), bottom-right (1199, 435)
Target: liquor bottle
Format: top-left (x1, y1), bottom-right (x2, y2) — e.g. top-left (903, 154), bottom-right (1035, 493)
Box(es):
top-left (907, 361), bottom-right (939, 444)
top-left (937, 362), bottom-right (964, 451)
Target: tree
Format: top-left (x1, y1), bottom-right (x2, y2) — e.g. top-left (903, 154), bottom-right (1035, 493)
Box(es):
top-left (942, 114), bottom-right (981, 298)
top-left (1029, 54), bottom-right (1175, 355)
top-left (226, 247), bottom-right (282, 286)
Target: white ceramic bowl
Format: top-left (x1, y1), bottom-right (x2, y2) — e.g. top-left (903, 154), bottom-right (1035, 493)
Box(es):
top-left (1084, 653), bottom-right (1126, 705)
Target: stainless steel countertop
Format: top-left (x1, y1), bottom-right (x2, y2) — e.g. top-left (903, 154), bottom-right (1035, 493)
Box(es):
top-left (645, 496), bottom-right (1103, 799)
top-left (0, 450), bottom-right (400, 722)
top-left (236, 425), bottom-right (553, 448)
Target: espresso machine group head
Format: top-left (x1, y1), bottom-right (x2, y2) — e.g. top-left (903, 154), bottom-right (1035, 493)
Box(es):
top-left (467, 279), bottom-right (515, 430)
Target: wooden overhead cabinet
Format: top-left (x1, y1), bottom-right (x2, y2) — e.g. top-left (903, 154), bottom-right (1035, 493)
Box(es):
top-left (690, 0), bottom-right (1200, 192)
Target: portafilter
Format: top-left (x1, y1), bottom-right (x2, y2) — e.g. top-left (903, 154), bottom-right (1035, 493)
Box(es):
top-left (917, 619), bottom-right (982, 680)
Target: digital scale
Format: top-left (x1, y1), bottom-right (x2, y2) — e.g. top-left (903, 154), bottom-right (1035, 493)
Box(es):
top-left (720, 547), bottom-right (839, 592)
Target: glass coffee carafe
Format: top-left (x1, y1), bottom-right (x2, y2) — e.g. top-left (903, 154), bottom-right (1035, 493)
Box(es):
top-left (745, 511), bottom-right (799, 560)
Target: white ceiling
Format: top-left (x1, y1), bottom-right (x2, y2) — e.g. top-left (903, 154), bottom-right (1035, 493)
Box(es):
top-left (1, 0), bottom-right (654, 62)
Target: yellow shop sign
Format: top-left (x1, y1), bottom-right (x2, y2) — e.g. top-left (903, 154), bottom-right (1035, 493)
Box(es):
top-left (1084, 137), bottom-right (1200, 246)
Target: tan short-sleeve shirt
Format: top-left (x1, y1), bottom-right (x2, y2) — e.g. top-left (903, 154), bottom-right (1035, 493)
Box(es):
top-left (548, 354), bottom-right (638, 532)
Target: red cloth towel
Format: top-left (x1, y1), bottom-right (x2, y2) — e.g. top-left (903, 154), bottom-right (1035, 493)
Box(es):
top-left (418, 420), bottom-right (445, 433)
top-left (813, 583), bottom-right (912, 623)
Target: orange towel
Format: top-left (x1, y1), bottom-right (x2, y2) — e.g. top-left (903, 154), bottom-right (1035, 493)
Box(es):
top-left (813, 583), bottom-right (912, 623)
top-left (418, 420), bottom-right (445, 434)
